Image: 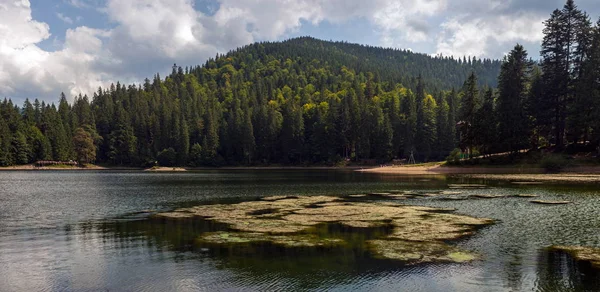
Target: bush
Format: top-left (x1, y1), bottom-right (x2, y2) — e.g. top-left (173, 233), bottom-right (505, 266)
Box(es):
top-left (540, 154), bottom-right (569, 173)
top-left (446, 148), bottom-right (463, 165)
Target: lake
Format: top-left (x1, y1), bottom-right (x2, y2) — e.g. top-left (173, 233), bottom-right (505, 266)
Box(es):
top-left (1, 170), bottom-right (599, 291)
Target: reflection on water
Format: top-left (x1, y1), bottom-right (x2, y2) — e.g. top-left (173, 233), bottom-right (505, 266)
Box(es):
top-left (537, 249), bottom-right (600, 292)
top-left (1, 170), bottom-right (600, 291)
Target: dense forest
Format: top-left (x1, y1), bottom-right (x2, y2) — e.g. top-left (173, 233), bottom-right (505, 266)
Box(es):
top-left (0, 0), bottom-right (598, 167)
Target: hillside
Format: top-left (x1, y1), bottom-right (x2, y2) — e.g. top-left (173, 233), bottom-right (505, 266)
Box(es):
top-left (0, 37), bottom-right (502, 167)
top-left (225, 37), bottom-right (501, 90)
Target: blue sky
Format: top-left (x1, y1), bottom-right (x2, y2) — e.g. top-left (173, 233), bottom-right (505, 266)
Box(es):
top-left (1, 0), bottom-right (599, 103)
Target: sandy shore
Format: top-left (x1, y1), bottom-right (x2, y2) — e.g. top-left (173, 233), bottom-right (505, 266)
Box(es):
top-left (0, 164), bottom-right (109, 170)
top-left (359, 164), bottom-right (600, 182)
top-left (359, 164), bottom-right (547, 175)
top-left (0, 164), bottom-right (146, 171)
top-left (144, 167), bottom-right (187, 172)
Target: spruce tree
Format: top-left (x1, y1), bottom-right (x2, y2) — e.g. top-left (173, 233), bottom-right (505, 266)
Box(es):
top-left (496, 44), bottom-right (532, 153)
top-left (458, 72), bottom-right (479, 155)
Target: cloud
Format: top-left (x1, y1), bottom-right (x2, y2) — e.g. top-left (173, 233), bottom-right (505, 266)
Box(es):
top-left (435, 1), bottom-right (547, 58)
top-left (0, 0), bottom-right (53, 98)
top-left (56, 12), bottom-right (73, 24)
top-left (436, 12), bottom-right (546, 58)
top-left (65, 0), bottom-right (97, 9)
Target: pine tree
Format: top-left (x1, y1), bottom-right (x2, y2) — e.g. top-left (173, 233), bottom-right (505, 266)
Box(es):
top-left (541, 0), bottom-right (587, 148)
top-left (588, 19), bottom-right (600, 144)
top-left (527, 66), bottom-right (549, 148)
top-left (280, 99), bottom-right (304, 163)
top-left (458, 72), bottom-right (479, 155)
top-left (496, 44), bottom-right (532, 153)
top-left (434, 92), bottom-right (453, 159)
top-left (447, 89), bottom-right (459, 146)
top-left (241, 105), bottom-right (256, 164)
top-left (401, 91), bottom-right (417, 157)
top-left (420, 94), bottom-right (437, 161)
top-left (473, 88), bottom-right (496, 155)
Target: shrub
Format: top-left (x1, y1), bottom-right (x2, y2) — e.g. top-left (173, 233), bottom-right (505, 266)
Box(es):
top-left (446, 148), bottom-right (463, 165)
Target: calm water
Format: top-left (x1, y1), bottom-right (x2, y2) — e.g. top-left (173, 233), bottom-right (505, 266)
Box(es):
top-left (1, 170), bottom-right (600, 291)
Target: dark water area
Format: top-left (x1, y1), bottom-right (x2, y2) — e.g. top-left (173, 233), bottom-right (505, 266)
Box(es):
top-left (1, 170), bottom-right (600, 291)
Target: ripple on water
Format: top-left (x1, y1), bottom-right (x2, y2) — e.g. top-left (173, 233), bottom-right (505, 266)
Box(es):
top-left (2, 171), bottom-right (600, 291)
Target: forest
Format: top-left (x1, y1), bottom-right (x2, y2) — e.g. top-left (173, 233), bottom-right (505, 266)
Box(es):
top-left (0, 0), bottom-right (598, 167)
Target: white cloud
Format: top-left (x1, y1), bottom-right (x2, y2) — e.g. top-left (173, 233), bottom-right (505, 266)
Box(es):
top-left (65, 0), bottom-right (94, 9)
top-left (56, 12), bottom-right (73, 24)
top-left (436, 11), bottom-right (546, 58)
top-left (0, 0), bottom-right (53, 97)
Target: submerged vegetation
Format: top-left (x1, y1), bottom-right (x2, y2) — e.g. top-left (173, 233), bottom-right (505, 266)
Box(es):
top-left (156, 195), bottom-right (493, 264)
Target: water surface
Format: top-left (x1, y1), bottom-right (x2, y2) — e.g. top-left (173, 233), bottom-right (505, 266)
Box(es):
top-left (1, 170), bottom-right (599, 291)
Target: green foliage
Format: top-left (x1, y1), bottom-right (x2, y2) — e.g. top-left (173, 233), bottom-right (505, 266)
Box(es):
top-left (496, 45), bottom-right (531, 153)
top-left (157, 148), bottom-right (177, 167)
top-left (458, 73), bottom-right (479, 152)
top-left (73, 127), bottom-right (96, 164)
top-left (188, 143), bottom-right (203, 167)
top-left (446, 148), bottom-right (464, 165)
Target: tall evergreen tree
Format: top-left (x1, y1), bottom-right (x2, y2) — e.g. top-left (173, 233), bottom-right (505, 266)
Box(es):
top-left (496, 44), bottom-right (532, 153)
top-left (473, 88), bottom-right (496, 155)
top-left (458, 72), bottom-right (479, 155)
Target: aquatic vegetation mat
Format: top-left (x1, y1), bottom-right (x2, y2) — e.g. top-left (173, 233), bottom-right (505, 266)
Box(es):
top-left (155, 195), bottom-right (494, 264)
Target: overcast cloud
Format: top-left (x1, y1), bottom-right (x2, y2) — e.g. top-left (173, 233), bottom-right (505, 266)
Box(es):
top-left (0, 0), bottom-right (598, 103)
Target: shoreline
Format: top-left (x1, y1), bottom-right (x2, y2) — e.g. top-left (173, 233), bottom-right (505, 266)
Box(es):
top-left (4, 163), bottom-right (600, 178)
top-left (358, 164), bottom-right (600, 182)
top-left (0, 164), bottom-right (365, 172)
top-left (358, 164), bottom-right (546, 175)
top-left (359, 164), bottom-right (600, 175)
top-left (0, 164), bottom-right (142, 171)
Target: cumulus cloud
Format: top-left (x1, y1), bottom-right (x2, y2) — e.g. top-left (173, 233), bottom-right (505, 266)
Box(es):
top-left (436, 12), bottom-right (546, 58)
top-left (1, 0), bottom-right (598, 102)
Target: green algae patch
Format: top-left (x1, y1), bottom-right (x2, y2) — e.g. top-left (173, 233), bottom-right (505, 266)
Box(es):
top-left (367, 240), bottom-right (478, 264)
top-left (549, 246), bottom-right (600, 268)
top-left (447, 251), bottom-right (477, 262)
top-left (155, 195), bottom-right (493, 264)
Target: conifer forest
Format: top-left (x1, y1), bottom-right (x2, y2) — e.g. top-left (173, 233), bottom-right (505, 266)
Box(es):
top-left (1, 0), bottom-right (599, 168)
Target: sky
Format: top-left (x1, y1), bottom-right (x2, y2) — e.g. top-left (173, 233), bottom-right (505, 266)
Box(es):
top-left (1, 0), bottom-right (599, 104)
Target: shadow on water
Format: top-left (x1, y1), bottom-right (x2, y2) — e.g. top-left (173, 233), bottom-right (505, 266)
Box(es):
top-left (536, 248), bottom-right (600, 292)
top-left (83, 210), bottom-right (600, 292)
top-left (85, 216), bottom-right (419, 290)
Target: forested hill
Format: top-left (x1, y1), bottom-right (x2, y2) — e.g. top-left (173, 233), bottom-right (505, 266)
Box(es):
top-left (226, 37), bottom-right (502, 90)
top-left (0, 36), bottom-right (502, 167)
